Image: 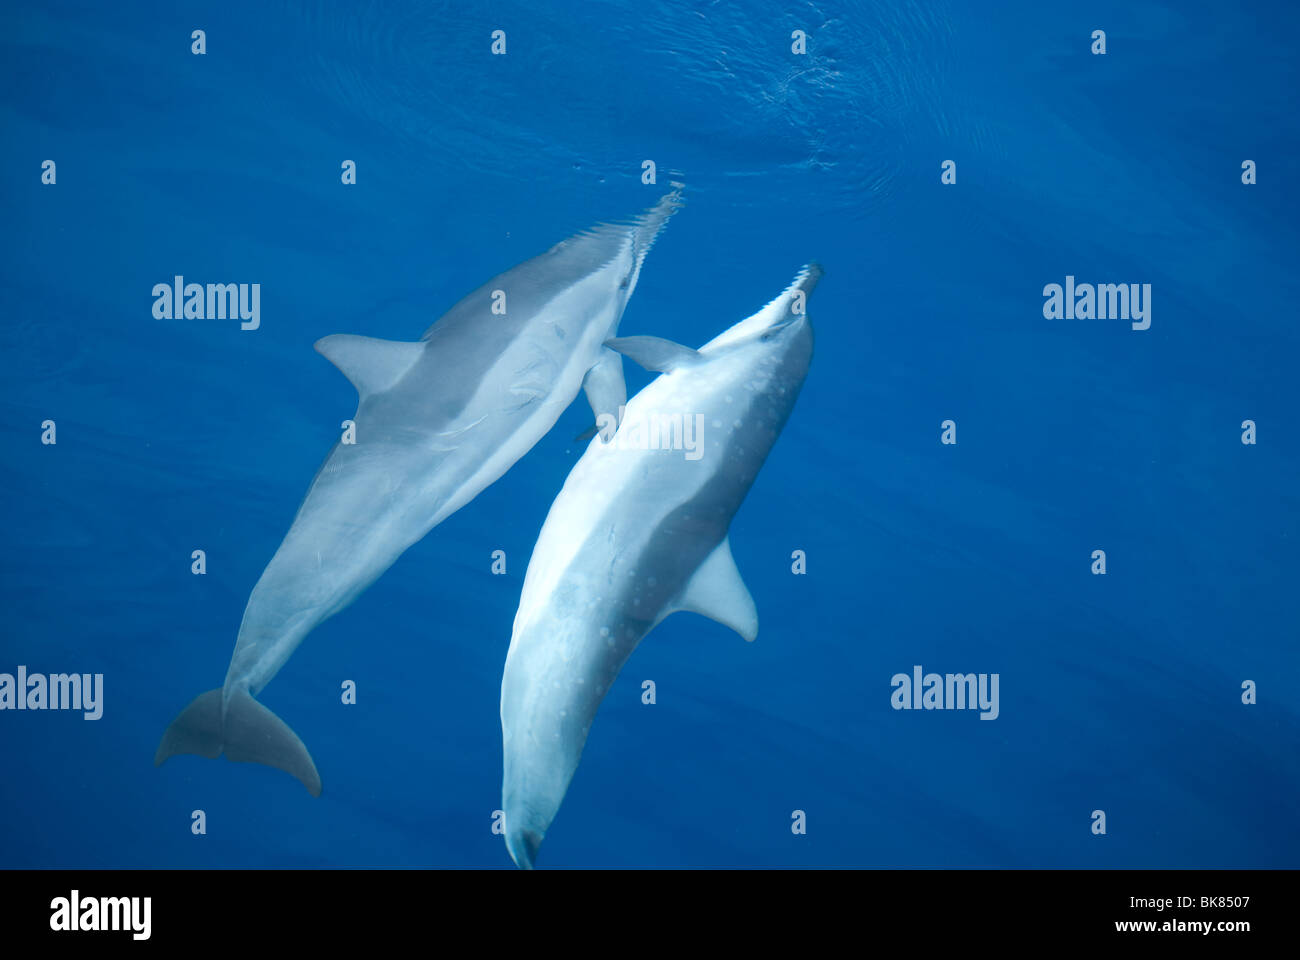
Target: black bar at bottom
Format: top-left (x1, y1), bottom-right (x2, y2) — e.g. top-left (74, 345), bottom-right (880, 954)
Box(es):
top-left (0, 868), bottom-right (1283, 945)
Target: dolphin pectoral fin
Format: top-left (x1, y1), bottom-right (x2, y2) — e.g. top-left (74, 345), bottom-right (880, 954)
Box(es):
top-left (673, 537), bottom-right (759, 642)
top-left (314, 334), bottom-right (424, 398)
top-left (604, 335), bottom-right (703, 374)
top-left (581, 347), bottom-right (627, 439)
top-left (154, 688), bottom-right (322, 797)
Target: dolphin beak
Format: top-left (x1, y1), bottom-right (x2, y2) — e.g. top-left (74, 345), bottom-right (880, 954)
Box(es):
top-left (767, 312), bottom-right (804, 333)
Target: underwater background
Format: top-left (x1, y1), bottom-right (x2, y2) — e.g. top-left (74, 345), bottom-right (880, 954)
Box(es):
top-left (2, 0), bottom-right (1297, 868)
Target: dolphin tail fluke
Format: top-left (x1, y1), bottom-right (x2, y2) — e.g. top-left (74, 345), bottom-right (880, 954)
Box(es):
top-left (154, 688), bottom-right (322, 797)
top-left (222, 689), bottom-right (323, 797)
top-left (505, 827), bottom-right (542, 870)
top-left (154, 689), bottom-right (224, 761)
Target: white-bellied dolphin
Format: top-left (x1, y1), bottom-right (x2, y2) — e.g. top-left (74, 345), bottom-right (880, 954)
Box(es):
top-left (499, 264), bottom-right (820, 867)
top-left (155, 189), bottom-right (683, 795)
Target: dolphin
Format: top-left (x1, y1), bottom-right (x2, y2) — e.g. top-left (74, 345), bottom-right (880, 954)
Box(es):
top-left (155, 189), bottom-right (683, 795)
top-left (499, 264), bottom-right (820, 867)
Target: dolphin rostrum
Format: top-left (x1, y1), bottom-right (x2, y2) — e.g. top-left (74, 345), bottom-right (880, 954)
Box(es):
top-left (155, 189), bottom-right (683, 795)
top-left (499, 264), bottom-right (820, 867)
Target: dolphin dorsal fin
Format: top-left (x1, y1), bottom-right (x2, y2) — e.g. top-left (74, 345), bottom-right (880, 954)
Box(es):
top-left (674, 537), bottom-right (758, 642)
top-left (314, 334), bottom-right (425, 398)
top-left (604, 335), bottom-right (703, 374)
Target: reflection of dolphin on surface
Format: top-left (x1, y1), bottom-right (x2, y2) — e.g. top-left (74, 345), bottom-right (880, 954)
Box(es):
top-left (155, 189), bottom-right (683, 795)
top-left (500, 265), bottom-right (820, 868)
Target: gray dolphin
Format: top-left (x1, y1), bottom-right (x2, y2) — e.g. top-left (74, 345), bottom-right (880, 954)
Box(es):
top-left (156, 189), bottom-right (683, 794)
top-left (500, 264), bottom-right (819, 867)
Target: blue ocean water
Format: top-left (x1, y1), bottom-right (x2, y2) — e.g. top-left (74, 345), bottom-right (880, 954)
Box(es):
top-left (2, 0), bottom-right (1297, 869)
